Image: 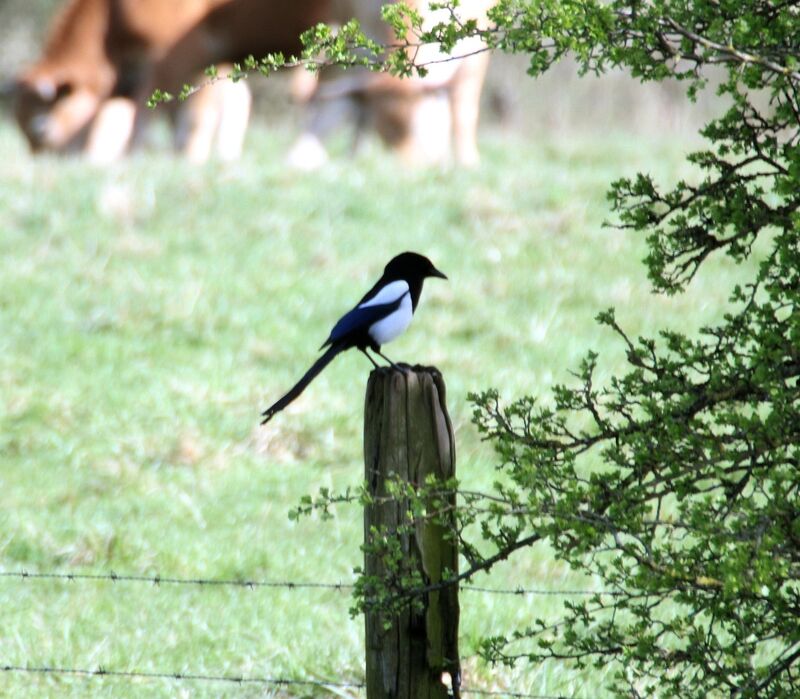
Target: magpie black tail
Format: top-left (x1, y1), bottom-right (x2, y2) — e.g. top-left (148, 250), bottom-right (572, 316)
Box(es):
top-left (260, 344), bottom-right (343, 424)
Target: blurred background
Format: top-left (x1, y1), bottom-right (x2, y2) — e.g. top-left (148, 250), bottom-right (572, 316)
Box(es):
top-left (0, 1), bottom-right (740, 698)
top-left (0, 0), bottom-right (720, 150)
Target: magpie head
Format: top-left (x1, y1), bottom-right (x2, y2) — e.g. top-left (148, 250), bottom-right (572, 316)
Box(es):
top-left (384, 252), bottom-right (448, 282)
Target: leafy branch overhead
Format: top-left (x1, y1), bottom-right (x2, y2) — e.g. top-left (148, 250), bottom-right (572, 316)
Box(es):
top-left (150, 0), bottom-right (800, 103)
top-left (262, 1), bottom-right (799, 697)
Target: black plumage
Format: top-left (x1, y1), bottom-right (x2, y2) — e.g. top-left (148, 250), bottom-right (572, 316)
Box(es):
top-left (261, 252), bottom-right (446, 424)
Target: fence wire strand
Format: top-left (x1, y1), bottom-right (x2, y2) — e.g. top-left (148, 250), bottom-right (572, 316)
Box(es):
top-left (0, 664), bottom-right (571, 698)
top-left (0, 570), bottom-right (353, 590)
top-left (0, 570), bottom-right (613, 597)
top-left (1, 571), bottom-right (594, 698)
top-left (0, 664), bottom-right (362, 690)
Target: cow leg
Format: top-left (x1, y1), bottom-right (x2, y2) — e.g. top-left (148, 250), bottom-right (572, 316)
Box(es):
top-left (85, 97), bottom-right (137, 164)
top-left (287, 90), bottom-right (361, 170)
top-left (133, 22), bottom-right (224, 155)
top-left (449, 51), bottom-right (490, 167)
top-left (172, 69), bottom-right (252, 164)
top-left (401, 90), bottom-right (451, 166)
top-left (215, 75), bottom-right (252, 161)
top-left (175, 85), bottom-right (220, 164)
top-left (288, 65), bottom-right (319, 104)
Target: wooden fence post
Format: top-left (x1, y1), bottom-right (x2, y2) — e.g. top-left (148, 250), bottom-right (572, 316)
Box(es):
top-left (363, 366), bottom-right (460, 699)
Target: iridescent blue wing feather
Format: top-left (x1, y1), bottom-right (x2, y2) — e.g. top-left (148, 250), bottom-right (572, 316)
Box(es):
top-left (320, 298), bottom-right (403, 349)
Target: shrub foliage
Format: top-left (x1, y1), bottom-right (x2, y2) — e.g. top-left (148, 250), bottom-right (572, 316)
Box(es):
top-left (287, 2), bottom-right (800, 696)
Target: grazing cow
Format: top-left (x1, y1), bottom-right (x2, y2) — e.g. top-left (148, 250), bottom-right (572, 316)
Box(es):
top-left (288, 0), bottom-right (494, 169)
top-left (14, 0), bottom-right (490, 165)
top-left (13, 0), bottom-right (116, 153)
top-left (12, 0), bottom-right (230, 156)
top-left (13, 0), bottom-right (323, 161)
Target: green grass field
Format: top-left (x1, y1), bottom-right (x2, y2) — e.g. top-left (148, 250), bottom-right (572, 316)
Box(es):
top-left (0, 114), bottom-right (758, 698)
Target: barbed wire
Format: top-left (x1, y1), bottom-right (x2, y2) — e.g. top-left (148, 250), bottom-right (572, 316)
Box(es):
top-left (1, 566), bottom-right (604, 699)
top-left (0, 570), bottom-right (353, 590)
top-left (0, 570), bottom-right (615, 597)
top-left (0, 664), bottom-right (572, 698)
top-left (0, 664), bottom-right (362, 690)
top-left (460, 585), bottom-right (618, 597)
top-left (0, 573), bottom-right (586, 698)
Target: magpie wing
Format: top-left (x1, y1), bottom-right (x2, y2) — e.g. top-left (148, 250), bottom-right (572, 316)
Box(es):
top-left (357, 278), bottom-right (408, 307)
top-left (320, 298), bottom-right (403, 349)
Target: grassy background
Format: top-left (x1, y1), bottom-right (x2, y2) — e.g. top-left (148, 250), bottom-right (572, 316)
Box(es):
top-left (0, 97), bottom-right (758, 699)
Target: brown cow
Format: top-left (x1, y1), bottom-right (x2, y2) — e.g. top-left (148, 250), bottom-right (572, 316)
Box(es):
top-left (13, 0), bottom-right (116, 153)
top-left (287, 0), bottom-right (494, 169)
top-left (13, 0), bottom-right (323, 161)
top-left (12, 0), bottom-right (228, 155)
top-left (14, 0), bottom-right (490, 165)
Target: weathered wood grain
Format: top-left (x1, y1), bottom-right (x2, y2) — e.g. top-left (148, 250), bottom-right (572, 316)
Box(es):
top-left (364, 366), bottom-right (460, 699)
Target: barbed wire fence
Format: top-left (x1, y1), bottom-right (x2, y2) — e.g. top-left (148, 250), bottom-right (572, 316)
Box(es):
top-left (0, 567), bottom-right (612, 698)
top-left (0, 664), bottom-right (576, 699)
top-left (0, 569), bottom-right (618, 596)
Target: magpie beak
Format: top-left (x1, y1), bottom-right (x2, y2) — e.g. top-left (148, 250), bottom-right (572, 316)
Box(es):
top-left (261, 252), bottom-right (447, 424)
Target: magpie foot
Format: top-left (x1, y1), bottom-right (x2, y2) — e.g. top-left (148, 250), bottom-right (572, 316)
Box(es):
top-left (374, 349), bottom-right (403, 370)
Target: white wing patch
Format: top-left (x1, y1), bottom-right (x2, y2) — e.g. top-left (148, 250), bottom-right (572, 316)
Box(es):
top-left (359, 280), bottom-right (410, 308)
top-left (368, 292), bottom-right (413, 345)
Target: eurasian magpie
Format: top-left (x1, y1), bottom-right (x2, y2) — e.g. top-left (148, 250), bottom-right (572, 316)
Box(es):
top-left (261, 251), bottom-right (447, 424)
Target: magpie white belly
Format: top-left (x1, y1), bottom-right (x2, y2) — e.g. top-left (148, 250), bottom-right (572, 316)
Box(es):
top-left (368, 293), bottom-right (413, 345)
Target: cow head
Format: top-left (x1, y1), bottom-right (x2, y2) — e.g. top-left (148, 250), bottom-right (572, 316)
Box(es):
top-left (12, 66), bottom-right (102, 153)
